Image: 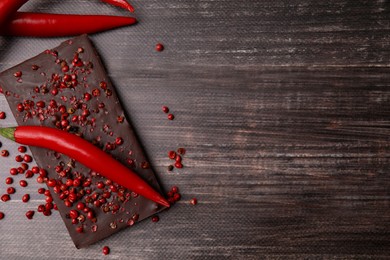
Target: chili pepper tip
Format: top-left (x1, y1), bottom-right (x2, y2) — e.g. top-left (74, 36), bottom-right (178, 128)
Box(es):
top-left (157, 197), bottom-right (171, 208)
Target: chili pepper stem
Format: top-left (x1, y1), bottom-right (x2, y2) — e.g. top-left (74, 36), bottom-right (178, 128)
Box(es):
top-left (0, 127), bottom-right (16, 141)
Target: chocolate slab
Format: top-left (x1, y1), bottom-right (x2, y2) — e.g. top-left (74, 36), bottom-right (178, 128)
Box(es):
top-left (0, 35), bottom-right (166, 248)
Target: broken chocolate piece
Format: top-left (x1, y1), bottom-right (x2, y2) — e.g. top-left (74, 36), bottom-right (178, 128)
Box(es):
top-left (0, 35), bottom-right (166, 248)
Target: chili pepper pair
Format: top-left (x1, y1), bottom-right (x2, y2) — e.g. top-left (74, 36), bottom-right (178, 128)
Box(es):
top-left (0, 0), bottom-right (136, 37)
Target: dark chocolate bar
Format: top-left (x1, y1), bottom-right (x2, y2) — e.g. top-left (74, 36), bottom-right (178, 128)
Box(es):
top-left (0, 35), bottom-right (166, 248)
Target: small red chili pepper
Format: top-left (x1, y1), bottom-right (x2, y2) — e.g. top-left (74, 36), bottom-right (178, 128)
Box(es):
top-left (0, 0), bottom-right (29, 28)
top-left (102, 0), bottom-right (135, 13)
top-left (0, 126), bottom-right (169, 208)
top-left (1, 12), bottom-right (137, 37)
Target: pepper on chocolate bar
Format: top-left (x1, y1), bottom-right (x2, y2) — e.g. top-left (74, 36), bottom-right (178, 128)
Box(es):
top-left (0, 35), bottom-right (167, 248)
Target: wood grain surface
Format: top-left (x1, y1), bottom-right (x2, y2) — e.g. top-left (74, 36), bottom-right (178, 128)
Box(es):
top-left (0, 0), bottom-right (389, 259)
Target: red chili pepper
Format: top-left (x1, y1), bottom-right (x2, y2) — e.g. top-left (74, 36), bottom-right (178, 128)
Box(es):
top-left (0, 126), bottom-right (170, 208)
top-left (0, 0), bottom-right (28, 28)
top-left (0, 12), bottom-right (137, 37)
top-left (102, 0), bottom-right (135, 13)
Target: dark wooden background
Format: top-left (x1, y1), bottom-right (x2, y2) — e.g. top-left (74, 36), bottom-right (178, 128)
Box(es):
top-left (0, 0), bottom-right (389, 259)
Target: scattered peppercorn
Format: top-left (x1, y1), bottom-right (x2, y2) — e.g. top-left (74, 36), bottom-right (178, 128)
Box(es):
top-left (1, 150), bottom-right (9, 157)
top-left (151, 215), bottom-right (159, 222)
top-left (167, 114), bottom-right (174, 120)
top-left (177, 147), bottom-right (186, 155)
top-left (23, 154), bottom-right (33, 163)
top-left (22, 194), bottom-right (30, 203)
top-left (1, 194), bottom-right (10, 202)
top-left (175, 162), bottom-right (183, 168)
top-left (168, 151), bottom-right (176, 159)
top-left (190, 198), bottom-right (198, 205)
top-left (0, 111), bottom-right (6, 119)
top-left (155, 43), bottom-right (164, 52)
top-left (102, 246), bottom-right (110, 255)
top-left (0, 212), bottom-right (4, 220)
top-left (5, 177), bottom-right (13, 185)
top-left (18, 146), bottom-right (27, 153)
top-left (26, 210), bottom-right (35, 219)
top-left (162, 106), bottom-right (169, 113)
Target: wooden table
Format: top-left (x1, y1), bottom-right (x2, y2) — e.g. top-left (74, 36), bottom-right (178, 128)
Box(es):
top-left (0, 0), bottom-right (389, 259)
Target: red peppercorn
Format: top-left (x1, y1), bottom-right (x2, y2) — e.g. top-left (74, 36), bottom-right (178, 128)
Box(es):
top-left (76, 202), bottom-right (85, 210)
top-left (37, 204), bottom-right (45, 212)
top-left (20, 163), bottom-right (29, 171)
top-left (76, 226), bottom-right (84, 233)
top-left (47, 179), bottom-right (57, 187)
top-left (39, 168), bottom-right (47, 177)
top-left (87, 211), bottom-right (95, 219)
top-left (162, 106), bottom-right (169, 113)
top-left (14, 71), bottom-right (22, 77)
top-left (168, 151), bottom-right (176, 159)
top-left (36, 176), bottom-right (44, 183)
top-left (20, 180), bottom-right (28, 187)
top-left (155, 43), bottom-right (164, 52)
top-left (190, 198), bottom-right (198, 205)
top-left (45, 203), bottom-right (53, 211)
top-left (151, 216), bottom-right (159, 222)
top-left (96, 181), bottom-right (105, 189)
top-left (0, 212), bottom-right (4, 220)
top-left (44, 190), bottom-right (52, 197)
top-left (32, 166), bottom-right (40, 174)
top-left (102, 246), bottom-right (110, 255)
top-left (51, 88), bottom-right (58, 96)
top-left (115, 137), bottom-right (123, 145)
top-left (10, 168), bottom-right (18, 175)
top-left (25, 170), bottom-right (34, 178)
top-left (38, 188), bottom-right (46, 194)
top-left (69, 209), bottom-right (79, 219)
top-left (84, 92), bottom-right (92, 101)
top-left (43, 210), bottom-right (52, 216)
top-left (73, 179), bottom-right (81, 187)
top-left (92, 89), bottom-right (101, 97)
top-left (65, 179), bottom-right (73, 187)
top-left (7, 187), bottom-right (16, 194)
top-left (173, 193), bottom-right (181, 201)
top-left (174, 162), bottom-right (183, 168)
top-left (175, 155), bottom-right (182, 162)
top-left (167, 114), bottom-right (174, 120)
top-left (0, 111), bottom-right (6, 119)
top-left (23, 154), bottom-right (33, 163)
top-left (1, 150), bottom-right (9, 157)
top-left (15, 155), bottom-right (23, 162)
top-left (1, 194), bottom-right (10, 202)
top-left (64, 200), bottom-right (73, 207)
top-left (22, 194), bottom-right (30, 203)
top-left (100, 81), bottom-right (107, 90)
top-left (171, 186), bottom-right (179, 193)
top-left (117, 116), bottom-right (124, 123)
top-left (45, 196), bottom-right (53, 204)
top-left (5, 177), bottom-right (13, 185)
top-left (17, 103), bottom-right (24, 112)
top-left (26, 210), bottom-right (35, 219)
top-left (36, 101), bottom-right (46, 108)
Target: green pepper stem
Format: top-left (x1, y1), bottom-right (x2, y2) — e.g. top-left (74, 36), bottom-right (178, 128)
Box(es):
top-left (0, 127), bottom-right (16, 141)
